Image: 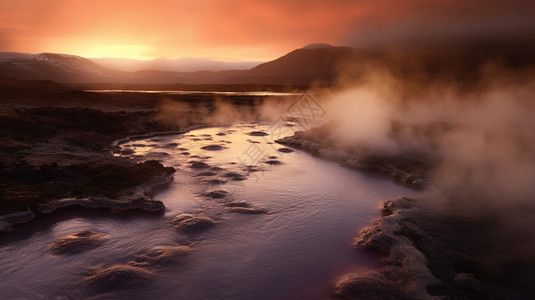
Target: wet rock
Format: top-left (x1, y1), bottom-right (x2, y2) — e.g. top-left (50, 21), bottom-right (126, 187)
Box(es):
top-left (264, 160), bottom-right (282, 165)
top-left (229, 207), bottom-right (268, 214)
top-left (0, 209), bottom-right (35, 231)
top-left (210, 167), bottom-right (225, 172)
top-left (247, 131), bottom-right (269, 137)
top-left (172, 214), bottom-right (215, 233)
top-left (201, 145), bottom-right (225, 151)
top-left (205, 179), bottom-right (227, 185)
top-left (223, 172), bottom-right (247, 181)
top-left (191, 138), bottom-right (202, 141)
top-left (204, 190), bottom-right (228, 199)
top-left (354, 198), bottom-right (442, 299)
top-left (51, 229), bottom-right (108, 254)
top-left (246, 165), bottom-right (261, 172)
top-left (189, 161), bottom-right (210, 169)
top-left (216, 132), bottom-right (226, 136)
top-left (147, 151), bottom-right (170, 157)
top-left (130, 245), bottom-right (191, 268)
top-left (165, 143), bottom-right (179, 147)
top-left (268, 156), bottom-right (278, 159)
top-left (277, 147), bottom-right (294, 153)
top-left (177, 148), bottom-right (188, 151)
top-left (38, 198), bottom-right (165, 214)
top-left (224, 201), bottom-right (251, 208)
top-left (120, 148), bottom-right (135, 155)
top-left (196, 171), bottom-right (217, 176)
top-left (85, 265), bottom-right (152, 292)
top-left (181, 152), bottom-right (190, 155)
top-left (334, 273), bottom-right (410, 300)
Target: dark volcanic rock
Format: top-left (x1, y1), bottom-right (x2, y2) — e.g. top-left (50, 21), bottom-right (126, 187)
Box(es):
top-left (200, 145), bottom-right (225, 151)
top-left (334, 273), bottom-right (410, 300)
top-left (230, 207), bottom-right (268, 214)
top-left (51, 229), bottom-right (108, 254)
top-left (172, 214), bottom-right (215, 233)
top-left (204, 190), bottom-right (228, 199)
top-left (38, 198), bottom-right (166, 214)
top-left (247, 131), bottom-right (269, 137)
top-left (120, 148), bottom-right (135, 155)
top-left (224, 201), bottom-right (251, 208)
top-left (222, 172), bottom-right (247, 181)
top-left (277, 147), bottom-right (294, 153)
top-left (130, 245), bottom-right (191, 268)
top-left (189, 161), bottom-right (210, 169)
top-left (85, 265), bottom-right (152, 292)
top-left (264, 160), bottom-right (282, 165)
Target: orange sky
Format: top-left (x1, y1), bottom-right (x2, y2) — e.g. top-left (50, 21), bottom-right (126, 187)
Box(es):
top-left (1, 0), bottom-right (533, 61)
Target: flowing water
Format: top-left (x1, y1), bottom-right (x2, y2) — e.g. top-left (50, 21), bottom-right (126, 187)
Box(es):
top-left (0, 123), bottom-right (418, 299)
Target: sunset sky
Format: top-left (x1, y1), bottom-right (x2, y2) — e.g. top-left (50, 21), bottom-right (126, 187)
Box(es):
top-left (1, 0), bottom-right (533, 62)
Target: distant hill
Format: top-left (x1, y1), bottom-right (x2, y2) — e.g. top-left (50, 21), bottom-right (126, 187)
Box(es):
top-left (0, 46), bottom-right (367, 85)
top-left (228, 44), bottom-right (379, 84)
top-left (2, 45), bottom-right (531, 85)
top-left (0, 53), bottom-right (125, 83)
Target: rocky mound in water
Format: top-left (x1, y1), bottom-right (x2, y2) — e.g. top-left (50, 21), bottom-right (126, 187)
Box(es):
top-left (277, 147), bottom-right (294, 153)
top-left (172, 214), bottom-right (216, 233)
top-left (224, 201), bottom-right (268, 214)
top-left (130, 245), bottom-right (191, 268)
top-left (204, 190), bottom-right (228, 199)
top-left (51, 229), bottom-right (109, 254)
top-left (247, 131), bottom-right (269, 136)
top-left (188, 161), bottom-right (210, 169)
top-left (38, 197), bottom-right (165, 214)
top-left (85, 265), bottom-right (152, 292)
top-left (334, 273), bottom-right (410, 300)
top-left (222, 172), bottom-right (247, 181)
top-left (229, 207), bottom-right (268, 214)
top-left (200, 144), bottom-right (225, 151)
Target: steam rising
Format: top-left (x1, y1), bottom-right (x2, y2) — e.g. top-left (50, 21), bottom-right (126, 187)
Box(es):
top-left (317, 68), bottom-right (535, 210)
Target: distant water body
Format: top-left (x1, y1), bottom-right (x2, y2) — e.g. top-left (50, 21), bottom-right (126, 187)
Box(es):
top-left (87, 90), bottom-right (300, 97)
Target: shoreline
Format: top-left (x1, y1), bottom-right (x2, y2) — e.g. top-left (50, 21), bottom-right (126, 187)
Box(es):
top-left (0, 106), bottom-right (186, 232)
top-left (0, 121), bottom-right (225, 232)
top-left (276, 131), bottom-right (431, 189)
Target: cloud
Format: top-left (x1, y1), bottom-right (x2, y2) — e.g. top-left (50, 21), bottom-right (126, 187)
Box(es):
top-left (1, 0), bottom-right (533, 59)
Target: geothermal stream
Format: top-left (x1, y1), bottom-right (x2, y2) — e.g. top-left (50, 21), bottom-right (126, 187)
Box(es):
top-left (0, 123), bottom-right (419, 299)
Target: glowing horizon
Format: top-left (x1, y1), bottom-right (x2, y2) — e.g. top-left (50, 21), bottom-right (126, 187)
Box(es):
top-left (1, 0), bottom-right (533, 61)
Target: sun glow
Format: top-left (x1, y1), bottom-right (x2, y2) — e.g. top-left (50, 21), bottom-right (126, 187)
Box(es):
top-left (65, 45), bottom-right (156, 60)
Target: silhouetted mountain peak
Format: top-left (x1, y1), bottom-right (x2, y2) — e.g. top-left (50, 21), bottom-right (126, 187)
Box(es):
top-left (301, 43), bottom-right (334, 49)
